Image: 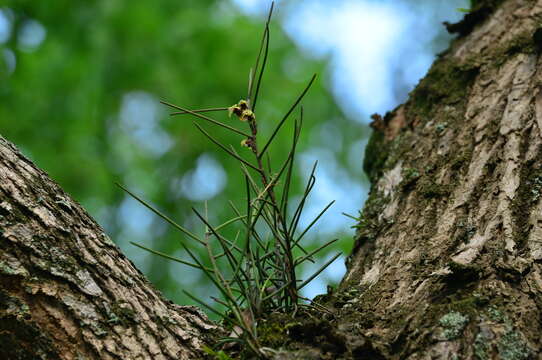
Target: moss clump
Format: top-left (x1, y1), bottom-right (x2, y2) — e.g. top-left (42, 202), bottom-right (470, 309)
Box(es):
top-left (418, 179), bottom-right (451, 199)
top-left (437, 293), bottom-right (488, 318)
top-left (451, 148), bottom-right (473, 173)
top-left (445, 0), bottom-right (506, 36)
top-left (286, 318), bottom-right (346, 355)
top-left (258, 320), bottom-right (288, 348)
top-left (407, 58), bottom-right (479, 122)
top-left (363, 130), bottom-right (387, 183)
top-left (202, 346), bottom-right (234, 360)
top-left (493, 32), bottom-right (537, 65)
top-left (439, 311), bottom-right (469, 340)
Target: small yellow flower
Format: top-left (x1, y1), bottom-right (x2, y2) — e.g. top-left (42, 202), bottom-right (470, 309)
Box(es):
top-left (238, 99), bottom-right (248, 110)
top-left (240, 109), bottom-right (255, 122)
top-left (228, 100), bottom-right (252, 120)
top-left (240, 138), bottom-right (250, 147)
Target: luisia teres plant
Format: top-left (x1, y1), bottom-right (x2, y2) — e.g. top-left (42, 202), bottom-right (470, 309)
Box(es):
top-left (118, 3), bottom-right (340, 357)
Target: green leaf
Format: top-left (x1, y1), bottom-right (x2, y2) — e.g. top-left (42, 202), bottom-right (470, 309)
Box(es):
top-left (297, 252), bottom-right (342, 291)
top-left (130, 241), bottom-right (214, 273)
top-left (161, 100), bottom-right (251, 137)
top-left (258, 74), bottom-right (317, 159)
top-left (116, 183), bottom-right (205, 246)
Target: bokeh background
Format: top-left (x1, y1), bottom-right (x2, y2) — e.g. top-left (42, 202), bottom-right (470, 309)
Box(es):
top-left (0, 0), bottom-right (467, 314)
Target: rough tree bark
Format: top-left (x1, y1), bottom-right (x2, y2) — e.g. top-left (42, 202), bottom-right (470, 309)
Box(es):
top-left (330, 0), bottom-right (542, 358)
top-left (0, 137), bottom-right (218, 358)
top-left (2, 0), bottom-right (542, 359)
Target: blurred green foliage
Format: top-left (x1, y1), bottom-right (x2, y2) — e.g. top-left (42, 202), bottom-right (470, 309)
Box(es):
top-left (0, 0), bottom-right (367, 310)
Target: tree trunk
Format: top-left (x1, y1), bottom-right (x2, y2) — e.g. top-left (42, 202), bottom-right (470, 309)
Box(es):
top-left (2, 0), bottom-right (542, 359)
top-left (0, 137), bottom-right (218, 359)
top-left (332, 0), bottom-right (542, 358)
